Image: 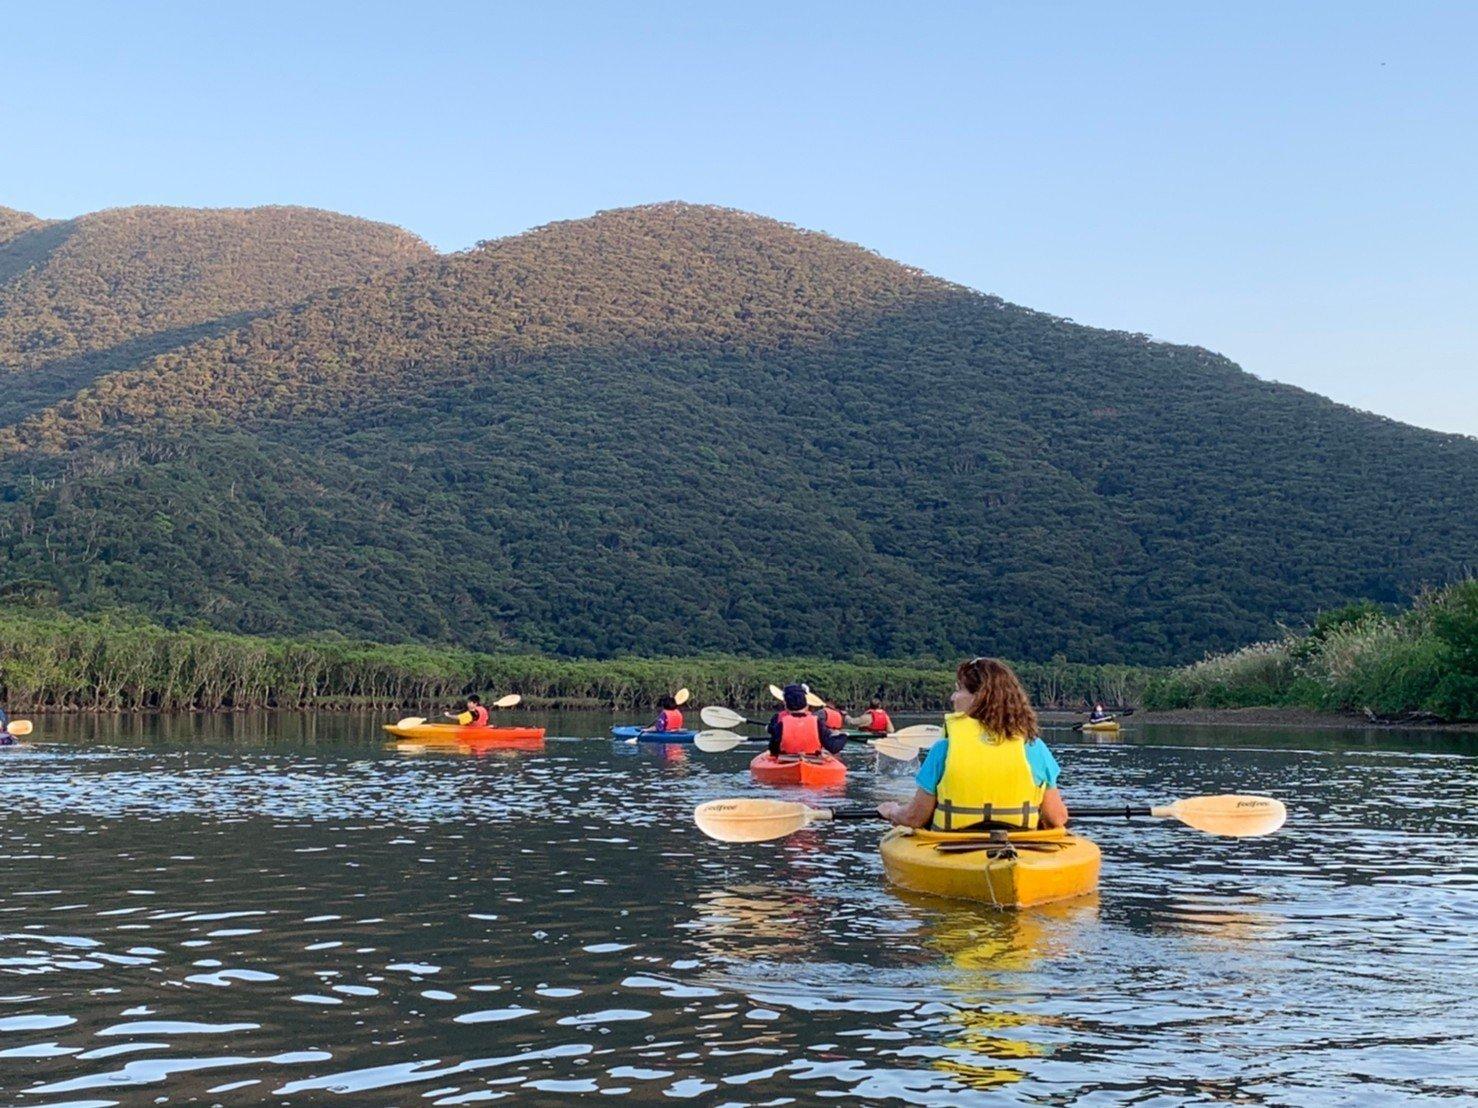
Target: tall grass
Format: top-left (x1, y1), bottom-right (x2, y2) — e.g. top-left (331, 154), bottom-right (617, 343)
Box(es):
top-left (1143, 581), bottom-right (1478, 721)
top-left (0, 611), bottom-right (1157, 713)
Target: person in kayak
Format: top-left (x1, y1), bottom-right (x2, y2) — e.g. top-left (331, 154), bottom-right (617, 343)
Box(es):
top-left (1089, 701), bottom-right (1113, 723)
top-left (446, 695), bottom-right (490, 727)
top-left (0, 704), bottom-right (13, 746)
top-left (768, 684), bottom-right (845, 757)
top-left (847, 699), bottom-right (893, 734)
top-left (817, 699), bottom-right (845, 732)
top-left (650, 695), bottom-right (684, 733)
top-left (878, 657), bottom-right (1067, 830)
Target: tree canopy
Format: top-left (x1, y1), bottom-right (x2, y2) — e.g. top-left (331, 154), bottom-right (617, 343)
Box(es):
top-left (1, 201), bottom-right (1473, 665)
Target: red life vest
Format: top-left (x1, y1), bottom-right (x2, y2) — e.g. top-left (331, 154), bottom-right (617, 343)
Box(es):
top-left (867, 708), bottom-right (892, 733)
top-left (659, 708), bottom-right (684, 731)
top-left (468, 704), bottom-right (490, 727)
top-left (821, 707), bottom-right (843, 730)
top-left (777, 711), bottom-right (822, 755)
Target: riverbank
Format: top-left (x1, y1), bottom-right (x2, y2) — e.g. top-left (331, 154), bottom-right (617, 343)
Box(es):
top-left (1140, 582), bottom-right (1478, 725)
top-left (1132, 707), bottom-right (1478, 733)
top-left (0, 609), bottom-right (1155, 713)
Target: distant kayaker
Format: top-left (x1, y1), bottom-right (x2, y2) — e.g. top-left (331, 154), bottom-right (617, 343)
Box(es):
top-left (0, 704), bottom-right (13, 746)
top-left (1089, 702), bottom-right (1112, 723)
top-left (446, 695), bottom-right (490, 727)
top-left (878, 658), bottom-right (1067, 830)
top-left (650, 695), bottom-right (685, 733)
top-left (818, 700), bottom-right (845, 731)
top-left (847, 699), bottom-right (893, 735)
top-left (768, 684), bottom-right (845, 757)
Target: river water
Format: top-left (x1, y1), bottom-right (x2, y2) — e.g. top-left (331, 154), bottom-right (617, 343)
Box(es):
top-left (0, 712), bottom-right (1473, 1105)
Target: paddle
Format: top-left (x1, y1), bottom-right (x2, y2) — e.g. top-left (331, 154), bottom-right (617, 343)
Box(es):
top-left (692, 728), bottom-right (924, 761)
top-left (701, 705), bottom-right (757, 729)
top-left (700, 706), bottom-right (938, 749)
top-left (1073, 795), bottom-right (1286, 836)
top-left (4, 720), bottom-right (33, 737)
top-left (673, 687), bottom-right (691, 706)
top-left (403, 693), bottom-right (523, 729)
top-left (693, 793), bottom-right (1286, 843)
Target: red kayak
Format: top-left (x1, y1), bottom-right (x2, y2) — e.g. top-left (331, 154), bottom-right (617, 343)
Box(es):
top-left (749, 752), bottom-right (847, 789)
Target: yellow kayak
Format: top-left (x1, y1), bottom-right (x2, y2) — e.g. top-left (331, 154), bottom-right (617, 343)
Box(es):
top-left (1082, 720), bottom-right (1121, 732)
top-left (880, 826), bottom-right (1101, 909)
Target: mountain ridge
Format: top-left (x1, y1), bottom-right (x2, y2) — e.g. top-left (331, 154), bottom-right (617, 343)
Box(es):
top-left (0, 200), bottom-right (1471, 664)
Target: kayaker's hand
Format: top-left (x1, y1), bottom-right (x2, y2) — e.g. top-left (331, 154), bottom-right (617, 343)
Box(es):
top-left (877, 801), bottom-right (903, 824)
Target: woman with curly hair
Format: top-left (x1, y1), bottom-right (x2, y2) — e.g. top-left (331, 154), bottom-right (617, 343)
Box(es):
top-left (878, 657), bottom-right (1068, 830)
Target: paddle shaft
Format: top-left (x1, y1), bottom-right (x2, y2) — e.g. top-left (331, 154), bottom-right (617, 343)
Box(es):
top-left (1068, 805), bottom-right (1154, 818)
top-left (825, 806), bottom-right (883, 822)
top-left (831, 804), bottom-right (1156, 823)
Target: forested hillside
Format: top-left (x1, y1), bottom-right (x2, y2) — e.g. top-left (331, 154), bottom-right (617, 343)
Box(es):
top-left (0, 204), bottom-right (432, 425)
top-left (0, 206), bottom-right (49, 244)
top-left (0, 202), bottom-right (1473, 664)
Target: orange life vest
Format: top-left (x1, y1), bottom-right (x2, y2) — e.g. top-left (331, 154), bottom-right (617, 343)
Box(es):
top-left (468, 704), bottom-right (490, 727)
top-left (821, 706), bottom-right (843, 730)
top-left (658, 708), bottom-right (684, 731)
top-left (867, 708), bottom-right (893, 733)
top-left (777, 711), bottom-right (822, 755)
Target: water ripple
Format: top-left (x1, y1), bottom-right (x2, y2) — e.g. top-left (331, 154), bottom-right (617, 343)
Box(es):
top-left (0, 718), bottom-right (1471, 1103)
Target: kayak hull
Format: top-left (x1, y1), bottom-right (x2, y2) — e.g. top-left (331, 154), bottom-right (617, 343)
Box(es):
top-left (611, 726), bottom-right (699, 743)
top-left (749, 752), bottom-right (847, 788)
top-left (383, 723), bottom-right (546, 750)
top-left (1082, 720), bottom-right (1121, 733)
top-left (880, 826), bottom-right (1100, 909)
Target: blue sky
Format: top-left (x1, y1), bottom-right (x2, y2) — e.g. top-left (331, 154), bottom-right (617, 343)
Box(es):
top-left (3, 1), bottom-right (1474, 434)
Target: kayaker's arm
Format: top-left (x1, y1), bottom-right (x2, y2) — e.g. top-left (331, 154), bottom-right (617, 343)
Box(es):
top-left (1040, 787), bottom-right (1068, 829)
top-left (879, 789), bottom-right (936, 828)
top-left (766, 714), bottom-right (783, 757)
top-left (845, 713), bottom-right (870, 728)
top-left (818, 720), bottom-right (846, 755)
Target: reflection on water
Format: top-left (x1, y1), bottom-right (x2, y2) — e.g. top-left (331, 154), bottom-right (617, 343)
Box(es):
top-left (0, 713), bottom-right (1473, 1103)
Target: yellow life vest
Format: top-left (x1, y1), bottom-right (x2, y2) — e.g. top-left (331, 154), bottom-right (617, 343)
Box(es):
top-left (933, 712), bottom-right (1045, 831)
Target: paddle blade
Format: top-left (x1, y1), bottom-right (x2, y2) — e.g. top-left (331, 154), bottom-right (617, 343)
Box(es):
top-left (805, 692), bottom-right (825, 709)
top-left (693, 730), bottom-right (748, 753)
top-left (1158, 795), bottom-right (1287, 837)
top-left (673, 687), bottom-right (691, 706)
top-left (493, 694), bottom-right (522, 708)
top-left (394, 716), bottom-right (427, 729)
top-left (768, 684), bottom-right (785, 701)
top-left (694, 798), bottom-right (826, 842)
top-left (5, 720), bottom-right (33, 737)
top-left (700, 705), bottom-right (748, 729)
top-left (869, 736), bottom-right (918, 761)
top-left (887, 724), bottom-right (944, 750)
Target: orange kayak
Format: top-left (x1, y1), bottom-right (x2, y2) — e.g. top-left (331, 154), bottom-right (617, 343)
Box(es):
top-left (382, 723), bottom-right (545, 751)
top-left (749, 752), bottom-right (847, 788)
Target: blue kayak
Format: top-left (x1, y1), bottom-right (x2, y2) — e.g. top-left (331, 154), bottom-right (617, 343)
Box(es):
top-left (610, 725), bottom-right (701, 743)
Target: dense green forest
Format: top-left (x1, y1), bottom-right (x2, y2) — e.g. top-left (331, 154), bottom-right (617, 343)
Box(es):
top-left (1144, 581), bottom-right (1478, 721)
top-left (1, 202), bottom-right (1474, 665)
top-left (0, 610), bottom-right (1152, 713)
